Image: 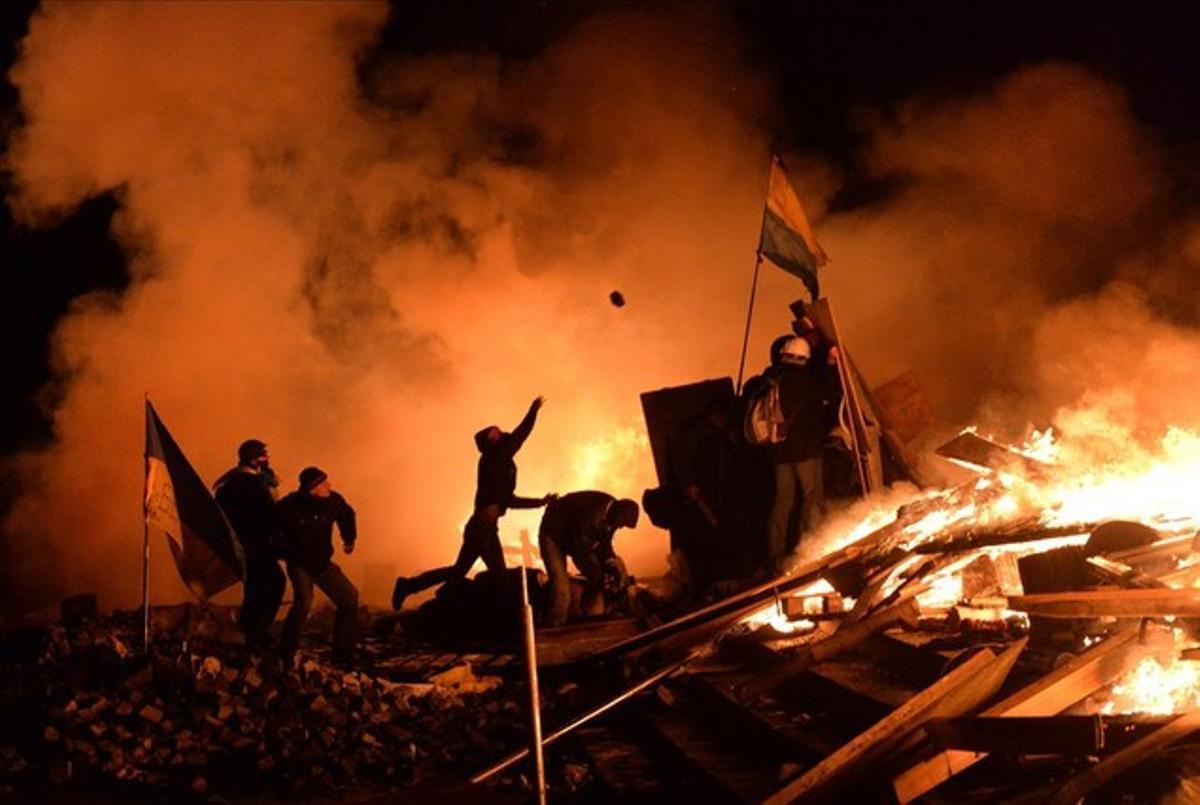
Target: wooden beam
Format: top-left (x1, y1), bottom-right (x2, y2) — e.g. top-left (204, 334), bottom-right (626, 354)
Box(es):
top-left (1105, 533), bottom-right (1193, 566)
top-left (1007, 588), bottom-right (1200, 618)
top-left (765, 639), bottom-right (1025, 804)
top-left (934, 431), bottom-right (1048, 477)
top-left (1047, 709), bottom-right (1200, 805)
top-left (891, 625), bottom-right (1163, 802)
top-left (1086, 556), bottom-right (1162, 590)
top-left (739, 598), bottom-right (920, 700)
top-left (924, 714), bottom-right (1171, 756)
top-left (913, 520), bottom-right (1094, 555)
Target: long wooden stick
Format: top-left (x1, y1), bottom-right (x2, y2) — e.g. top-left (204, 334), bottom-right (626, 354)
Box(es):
top-left (1008, 588), bottom-right (1200, 618)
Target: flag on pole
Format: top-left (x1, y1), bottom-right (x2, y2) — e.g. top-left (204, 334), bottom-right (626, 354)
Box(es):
top-left (144, 401), bottom-right (244, 600)
top-left (758, 156), bottom-right (829, 301)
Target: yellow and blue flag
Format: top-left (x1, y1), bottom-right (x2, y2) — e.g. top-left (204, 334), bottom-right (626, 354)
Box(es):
top-left (758, 157), bottom-right (828, 300)
top-left (145, 401), bottom-right (243, 600)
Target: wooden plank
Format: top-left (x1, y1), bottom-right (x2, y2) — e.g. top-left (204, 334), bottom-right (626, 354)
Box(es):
top-left (765, 640), bottom-right (1024, 804)
top-left (891, 625), bottom-right (1162, 803)
top-left (739, 598), bottom-right (920, 699)
top-left (1047, 709), bottom-right (1200, 805)
top-left (924, 714), bottom-right (1171, 755)
top-left (1086, 556), bottom-right (1161, 589)
top-left (1008, 588), bottom-right (1200, 618)
top-left (935, 431), bottom-right (1047, 476)
top-left (1105, 533), bottom-right (1193, 566)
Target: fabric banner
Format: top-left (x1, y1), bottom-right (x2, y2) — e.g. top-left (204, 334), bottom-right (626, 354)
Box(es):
top-left (145, 401), bottom-right (244, 600)
top-left (758, 157), bottom-right (829, 300)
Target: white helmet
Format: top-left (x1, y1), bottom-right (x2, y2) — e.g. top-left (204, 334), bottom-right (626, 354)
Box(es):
top-left (779, 336), bottom-right (811, 365)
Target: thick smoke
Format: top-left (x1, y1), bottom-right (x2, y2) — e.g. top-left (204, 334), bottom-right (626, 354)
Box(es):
top-left (5, 6), bottom-right (1200, 614)
top-left (2, 3), bottom-right (775, 610)
top-left (817, 62), bottom-right (1200, 437)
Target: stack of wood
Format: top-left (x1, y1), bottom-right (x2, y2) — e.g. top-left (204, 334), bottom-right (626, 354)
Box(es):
top-left (709, 454), bottom-right (1200, 802)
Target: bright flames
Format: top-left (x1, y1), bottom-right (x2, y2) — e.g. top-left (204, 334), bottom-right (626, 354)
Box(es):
top-left (1103, 653), bottom-right (1200, 716)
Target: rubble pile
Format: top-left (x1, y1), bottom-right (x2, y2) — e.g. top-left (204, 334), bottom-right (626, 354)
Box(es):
top-left (0, 608), bottom-right (527, 798)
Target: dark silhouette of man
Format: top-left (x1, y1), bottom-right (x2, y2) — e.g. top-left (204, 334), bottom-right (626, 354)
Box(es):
top-left (669, 393), bottom-right (733, 593)
top-left (392, 396), bottom-right (554, 609)
top-left (765, 337), bottom-right (841, 570)
top-left (538, 491), bottom-right (639, 627)
top-left (277, 467), bottom-right (358, 663)
top-left (214, 439), bottom-right (284, 648)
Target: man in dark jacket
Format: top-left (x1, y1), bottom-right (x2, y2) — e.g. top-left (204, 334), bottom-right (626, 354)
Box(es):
top-left (277, 467), bottom-right (358, 661)
top-left (214, 439), bottom-right (285, 647)
top-left (765, 336), bottom-right (842, 570)
top-left (538, 491), bottom-right (639, 627)
top-left (392, 396), bottom-right (554, 609)
top-left (668, 393), bottom-right (732, 593)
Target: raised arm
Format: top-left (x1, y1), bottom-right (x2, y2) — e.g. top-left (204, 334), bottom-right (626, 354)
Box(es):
top-left (508, 396), bottom-right (544, 453)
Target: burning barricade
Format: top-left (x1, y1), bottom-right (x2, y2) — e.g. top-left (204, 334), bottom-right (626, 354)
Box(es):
top-left (690, 414), bottom-right (1200, 802)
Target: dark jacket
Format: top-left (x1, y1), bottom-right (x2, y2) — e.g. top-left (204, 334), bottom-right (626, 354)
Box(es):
top-left (214, 468), bottom-right (280, 560)
top-left (540, 491), bottom-right (618, 561)
top-left (276, 490), bottom-right (357, 575)
top-left (767, 362), bottom-right (842, 464)
top-left (473, 404), bottom-right (542, 513)
top-left (670, 413), bottom-right (728, 506)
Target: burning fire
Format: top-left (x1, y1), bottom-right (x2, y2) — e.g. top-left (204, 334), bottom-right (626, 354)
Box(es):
top-left (1102, 655), bottom-right (1200, 715)
top-left (753, 404), bottom-right (1200, 714)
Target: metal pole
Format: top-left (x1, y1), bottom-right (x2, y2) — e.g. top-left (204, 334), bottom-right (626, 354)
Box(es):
top-left (470, 652), bottom-right (694, 784)
top-left (735, 157), bottom-right (778, 395)
top-left (142, 513), bottom-right (151, 654)
top-left (734, 254), bottom-right (763, 396)
top-left (518, 531), bottom-right (546, 803)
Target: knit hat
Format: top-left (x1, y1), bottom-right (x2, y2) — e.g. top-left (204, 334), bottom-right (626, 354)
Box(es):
top-left (238, 439), bottom-right (268, 464)
top-left (298, 466), bottom-right (328, 491)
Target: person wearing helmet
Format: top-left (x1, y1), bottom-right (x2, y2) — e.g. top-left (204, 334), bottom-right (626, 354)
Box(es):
top-left (537, 491), bottom-right (640, 627)
top-left (764, 335), bottom-right (842, 570)
top-left (214, 439), bottom-right (285, 648)
top-left (392, 396), bottom-right (556, 610)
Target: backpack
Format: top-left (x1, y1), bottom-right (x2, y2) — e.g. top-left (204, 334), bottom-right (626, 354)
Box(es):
top-left (743, 377), bottom-right (787, 446)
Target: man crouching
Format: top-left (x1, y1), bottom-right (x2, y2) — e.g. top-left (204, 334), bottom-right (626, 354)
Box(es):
top-left (278, 467), bottom-right (358, 663)
top-left (538, 491), bottom-right (639, 627)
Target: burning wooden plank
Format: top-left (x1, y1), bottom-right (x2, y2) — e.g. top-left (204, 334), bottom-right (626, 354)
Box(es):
top-left (935, 430), bottom-right (1048, 476)
top-left (764, 639), bottom-right (1025, 804)
top-left (891, 624), bottom-right (1165, 802)
top-left (738, 598), bottom-right (920, 699)
top-left (1007, 588), bottom-right (1200, 618)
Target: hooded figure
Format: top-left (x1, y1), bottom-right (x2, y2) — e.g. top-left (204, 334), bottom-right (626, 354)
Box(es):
top-left (392, 396), bottom-right (554, 610)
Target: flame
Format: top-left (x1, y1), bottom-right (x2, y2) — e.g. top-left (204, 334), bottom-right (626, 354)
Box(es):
top-left (738, 579), bottom-right (840, 635)
top-left (1102, 653), bottom-right (1200, 715)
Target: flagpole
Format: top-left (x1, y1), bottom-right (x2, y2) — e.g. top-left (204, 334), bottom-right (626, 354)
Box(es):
top-left (142, 394), bottom-right (151, 654)
top-left (735, 254), bottom-right (763, 395)
top-left (735, 157), bottom-right (778, 395)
